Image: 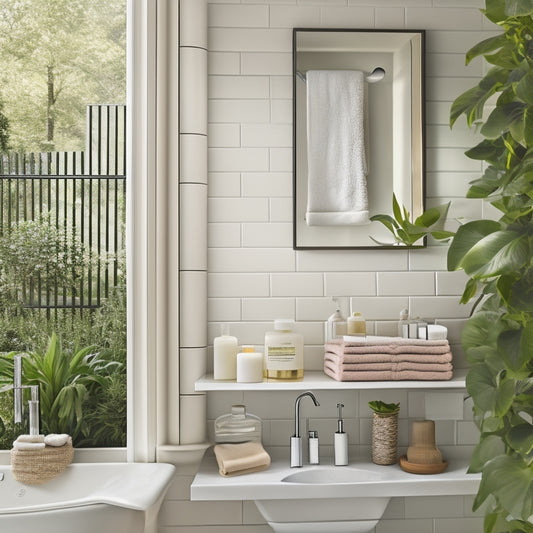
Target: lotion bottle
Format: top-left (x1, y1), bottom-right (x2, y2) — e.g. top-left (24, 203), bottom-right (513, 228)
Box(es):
top-left (264, 319), bottom-right (303, 381)
top-left (334, 403), bottom-right (348, 466)
top-left (213, 323), bottom-right (238, 380)
top-left (398, 308), bottom-right (409, 338)
top-left (325, 298), bottom-right (347, 341)
top-left (347, 312), bottom-right (366, 337)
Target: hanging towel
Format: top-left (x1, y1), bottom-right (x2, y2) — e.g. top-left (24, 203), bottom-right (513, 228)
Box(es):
top-left (305, 70), bottom-right (369, 226)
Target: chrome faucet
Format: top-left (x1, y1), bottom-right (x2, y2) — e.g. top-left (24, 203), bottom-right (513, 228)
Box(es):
top-left (13, 354), bottom-right (40, 435)
top-left (290, 391), bottom-right (320, 468)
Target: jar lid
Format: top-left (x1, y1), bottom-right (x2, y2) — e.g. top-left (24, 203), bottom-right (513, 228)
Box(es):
top-left (274, 318), bottom-right (294, 330)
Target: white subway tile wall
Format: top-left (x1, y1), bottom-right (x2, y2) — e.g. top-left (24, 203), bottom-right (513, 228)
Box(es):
top-left (163, 1), bottom-right (492, 531)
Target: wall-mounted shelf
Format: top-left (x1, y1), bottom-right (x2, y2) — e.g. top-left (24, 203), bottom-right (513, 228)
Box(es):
top-left (195, 369), bottom-right (467, 392)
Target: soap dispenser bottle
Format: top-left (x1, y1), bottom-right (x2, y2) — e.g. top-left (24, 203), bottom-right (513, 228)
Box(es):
top-left (325, 297), bottom-right (347, 341)
top-left (334, 403), bottom-right (348, 466)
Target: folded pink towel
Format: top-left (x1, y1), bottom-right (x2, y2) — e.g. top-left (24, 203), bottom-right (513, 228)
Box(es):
top-left (324, 350), bottom-right (453, 365)
top-left (324, 354), bottom-right (453, 373)
top-left (326, 337), bottom-right (450, 357)
top-left (324, 362), bottom-right (453, 382)
top-left (342, 335), bottom-right (449, 346)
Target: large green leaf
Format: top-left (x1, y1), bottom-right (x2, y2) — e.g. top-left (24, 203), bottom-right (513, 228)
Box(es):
top-left (498, 328), bottom-right (526, 371)
top-left (459, 231), bottom-right (527, 278)
top-left (466, 363), bottom-right (514, 416)
top-left (447, 220), bottom-right (502, 271)
top-left (475, 454), bottom-right (533, 520)
top-left (505, 0), bottom-right (533, 16)
top-left (466, 34), bottom-right (507, 65)
top-left (507, 423), bottom-right (533, 458)
top-left (516, 72), bottom-right (533, 105)
top-left (469, 434), bottom-right (506, 473)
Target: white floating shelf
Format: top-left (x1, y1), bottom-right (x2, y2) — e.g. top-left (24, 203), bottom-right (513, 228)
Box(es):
top-left (195, 369), bottom-right (467, 392)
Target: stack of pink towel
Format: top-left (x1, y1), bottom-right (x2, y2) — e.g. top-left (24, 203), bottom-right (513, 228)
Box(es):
top-left (324, 336), bottom-right (453, 381)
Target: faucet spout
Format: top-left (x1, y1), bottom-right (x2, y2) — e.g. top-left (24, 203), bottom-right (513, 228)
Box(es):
top-left (291, 391), bottom-right (320, 468)
top-left (294, 391), bottom-right (320, 437)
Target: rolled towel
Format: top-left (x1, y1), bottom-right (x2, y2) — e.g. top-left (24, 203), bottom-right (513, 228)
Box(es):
top-left (16, 434), bottom-right (45, 444)
top-left (427, 324), bottom-right (448, 340)
top-left (13, 441), bottom-right (46, 451)
top-left (213, 441), bottom-right (271, 477)
top-left (44, 434), bottom-right (70, 447)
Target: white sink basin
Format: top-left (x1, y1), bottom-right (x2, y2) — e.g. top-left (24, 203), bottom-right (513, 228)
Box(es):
top-left (282, 466), bottom-right (382, 484)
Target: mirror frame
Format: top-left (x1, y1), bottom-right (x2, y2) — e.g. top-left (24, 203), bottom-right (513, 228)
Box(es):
top-left (292, 28), bottom-right (426, 250)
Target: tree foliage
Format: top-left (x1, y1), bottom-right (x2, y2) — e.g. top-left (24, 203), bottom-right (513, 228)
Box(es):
top-left (0, 0), bottom-right (126, 152)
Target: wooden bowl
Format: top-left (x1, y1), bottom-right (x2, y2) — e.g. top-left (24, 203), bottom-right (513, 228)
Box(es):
top-left (399, 455), bottom-right (448, 475)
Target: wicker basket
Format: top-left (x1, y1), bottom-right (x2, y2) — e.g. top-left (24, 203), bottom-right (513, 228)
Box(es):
top-left (11, 438), bottom-right (74, 484)
top-left (371, 412), bottom-right (398, 465)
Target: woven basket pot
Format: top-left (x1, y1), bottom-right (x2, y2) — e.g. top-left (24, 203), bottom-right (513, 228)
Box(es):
top-left (371, 412), bottom-right (398, 465)
top-left (11, 438), bottom-right (74, 484)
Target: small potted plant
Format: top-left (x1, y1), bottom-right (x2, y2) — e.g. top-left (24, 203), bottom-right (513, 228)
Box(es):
top-left (369, 400), bottom-right (400, 465)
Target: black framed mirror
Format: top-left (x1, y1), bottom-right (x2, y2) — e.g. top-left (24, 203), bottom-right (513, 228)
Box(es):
top-left (293, 28), bottom-right (425, 249)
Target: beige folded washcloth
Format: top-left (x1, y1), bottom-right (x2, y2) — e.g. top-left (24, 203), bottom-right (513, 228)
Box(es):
top-left (16, 434), bottom-right (45, 444)
top-left (324, 350), bottom-right (453, 365)
top-left (213, 441), bottom-right (271, 477)
top-left (44, 434), bottom-right (70, 447)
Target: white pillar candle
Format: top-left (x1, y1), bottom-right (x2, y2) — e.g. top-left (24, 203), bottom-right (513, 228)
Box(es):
top-left (237, 352), bottom-right (264, 383)
top-left (213, 324), bottom-right (238, 380)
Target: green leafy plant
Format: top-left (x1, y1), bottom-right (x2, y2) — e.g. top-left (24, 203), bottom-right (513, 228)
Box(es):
top-left (0, 333), bottom-right (121, 445)
top-left (370, 193), bottom-right (454, 246)
top-left (446, 3), bottom-right (533, 531)
top-left (368, 400), bottom-right (400, 415)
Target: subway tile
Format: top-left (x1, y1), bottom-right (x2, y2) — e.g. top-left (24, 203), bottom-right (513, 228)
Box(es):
top-left (320, 6), bottom-right (375, 27)
top-left (208, 52), bottom-right (240, 75)
top-left (434, 0), bottom-right (483, 6)
top-left (406, 7), bottom-right (483, 30)
top-left (209, 273), bottom-right (270, 297)
top-left (209, 28), bottom-right (292, 53)
top-left (207, 297), bottom-right (242, 322)
top-left (426, 148), bottom-right (481, 172)
top-left (377, 272), bottom-right (435, 296)
top-left (209, 99), bottom-right (271, 123)
top-left (426, 124), bottom-right (481, 148)
top-left (434, 517), bottom-right (484, 533)
top-left (426, 77), bottom-right (481, 102)
top-left (436, 270), bottom-right (469, 296)
top-left (270, 6), bottom-right (321, 28)
top-left (324, 272), bottom-right (377, 297)
top-left (404, 495), bottom-right (464, 519)
top-left (208, 173), bottom-right (241, 197)
top-left (241, 124), bottom-right (292, 147)
top-left (242, 172), bottom-right (292, 197)
top-left (426, 101), bottom-right (454, 125)
top-left (270, 147), bottom-right (292, 172)
top-left (296, 297), bottom-right (340, 321)
top-left (270, 197), bottom-right (293, 222)
top-left (271, 99), bottom-right (292, 123)
top-left (348, 0), bottom-right (429, 4)
top-left (377, 518), bottom-right (434, 533)
top-left (207, 215), bottom-right (244, 245)
top-left (209, 75), bottom-right (270, 99)
top-left (408, 245), bottom-right (448, 271)
top-left (272, 272), bottom-right (323, 297)
top-left (242, 297), bottom-right (295, 321)
top-left (209, 247), bottom-right (295, 272)
top-left (206, 390), bottom-right (244, 419)
top-left (243, 501), bottom-right (267, 525)
top-left (426, 53), bottom-right (483, 79)
top-left (381, 497), bottom-right (406, 520)
top-left (159, 500), bottom-right (243, 526)
top-left (159, 526), bottom-right (273, 533)
top-left (304, 344), bottom-right (327, 371)
top-left (241, 52), bottom-right (292, 75)
top-left (209, 148), bottom-right (270, 172)
top-left (297, 250), bottom-right (408, 272)
top-left (457, 420), bottom-right (480, 445)
top-left (208, 123), bottom-right (240, 147)
top-left (426, 172), bottom-right (475, 198)
top-left (426, 30), bottom-right (499, 54)
top-left (208, 198), bottom-right (270, 222)
top-left (270, 76), bottom-right (292, 99)
top-left (375, 7), bottom-right (405, 28)
top-left (242, 222), bottom-right (293, 247)
top-left (349, 296), bottom-right (410, 320)
top-left (409, 295), bottom-right (473, 319)
top-left (435, 419), bottom-right (457, 445)
top-left (209, 4), bottom-right (269, 28)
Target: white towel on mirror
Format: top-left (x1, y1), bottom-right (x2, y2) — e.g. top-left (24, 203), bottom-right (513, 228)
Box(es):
top-left (305, 70), bottom-right (370, 226)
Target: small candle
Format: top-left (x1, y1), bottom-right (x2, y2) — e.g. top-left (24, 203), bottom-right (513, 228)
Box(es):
top-left (237, 352), bottom-right (263, 383)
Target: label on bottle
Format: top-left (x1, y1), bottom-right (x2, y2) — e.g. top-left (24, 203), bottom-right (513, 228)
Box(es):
top-left (266, 345), bottom-right (296, 365)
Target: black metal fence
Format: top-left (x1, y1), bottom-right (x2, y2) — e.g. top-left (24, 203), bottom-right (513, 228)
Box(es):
top-left (0, 105), bottom-right (126, 311)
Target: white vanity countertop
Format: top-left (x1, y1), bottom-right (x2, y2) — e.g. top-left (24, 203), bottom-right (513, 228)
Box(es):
top-left (191, 450), bottom-right (481, 501)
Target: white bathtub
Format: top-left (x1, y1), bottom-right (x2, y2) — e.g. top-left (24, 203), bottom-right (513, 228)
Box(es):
top-left (0, 462), bottom-right (175, 533)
